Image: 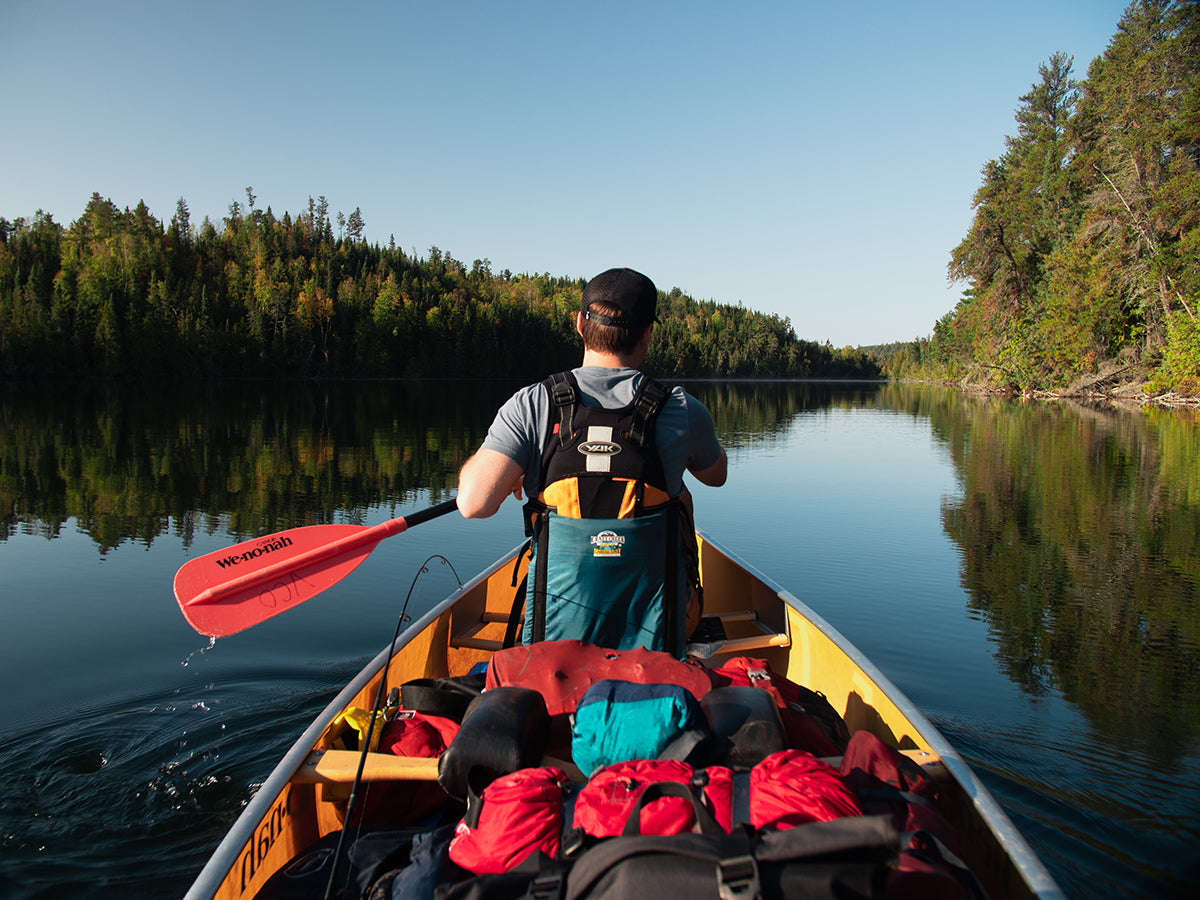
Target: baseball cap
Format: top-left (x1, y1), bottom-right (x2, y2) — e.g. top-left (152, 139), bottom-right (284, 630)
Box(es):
top-left (580, 267), bottom-right (659, 329)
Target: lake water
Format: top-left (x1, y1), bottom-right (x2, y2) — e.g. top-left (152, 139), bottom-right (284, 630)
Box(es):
top-left (0, 379), bottom-right (1197, 898)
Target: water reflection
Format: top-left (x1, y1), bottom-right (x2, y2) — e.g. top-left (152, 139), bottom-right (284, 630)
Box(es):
top-left (685, 379), bottom-right (886, 446)
top-left (933, 393), bottom-right (1200, 763)
top-left (1, 379), bottom-right (509, 550)
top-left (3, 378), bottom-right (1198, 760)
top-left (1, 379), bottom-right (873, 549)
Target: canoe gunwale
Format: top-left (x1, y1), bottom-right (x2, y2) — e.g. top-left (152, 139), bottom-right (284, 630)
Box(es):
top-left (181, 548), bottom-right (515, 900)
top-left (697, 533), bottom-right (1065, 900)
top-left (184, 535), bottom-right (1065, 900)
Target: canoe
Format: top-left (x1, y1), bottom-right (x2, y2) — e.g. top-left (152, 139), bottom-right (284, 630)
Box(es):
top-left (182, 533), bottom-right (1064, 900)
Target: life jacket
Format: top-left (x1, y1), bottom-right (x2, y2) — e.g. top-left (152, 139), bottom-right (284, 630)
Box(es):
top-left (521, 371), bottom-right (699, 657)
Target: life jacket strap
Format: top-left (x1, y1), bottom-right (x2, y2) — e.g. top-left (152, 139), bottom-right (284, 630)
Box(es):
top-left (548, 371), bottom-right (576, 449)
top-left (628, 377), bottom-right (668, 448)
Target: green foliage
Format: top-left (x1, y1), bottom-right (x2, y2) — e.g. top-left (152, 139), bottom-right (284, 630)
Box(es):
top-left (908, 1), bottom-right (1200, 395)
top-left (1149, 311), bottom-right (1200, 395)
top-left (1030, 239), bottom-right (1135, 386)
top-left (0, 195), bottom-right (879, 381)
top-left (947, 51), bottom-right (1079, 377)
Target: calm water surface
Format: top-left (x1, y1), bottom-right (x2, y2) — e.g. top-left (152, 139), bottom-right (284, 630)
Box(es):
top-left (0, 380), bottom-right (1196, 898)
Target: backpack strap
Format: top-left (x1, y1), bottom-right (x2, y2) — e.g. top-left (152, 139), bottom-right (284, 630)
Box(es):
top-left (714, 831), bottom-right (760, 900)
top-left (628, 376), bottom-right (668, 448)
top-left (544, 371), bottom-right (666, 453)
top-left (730, 771), bottom-right (752, 827)
top-left (663, 497), bottom-right (680, 655)
top-left (503, 540), bottom-right (532, 648)
top-left (530, 512), bottom-right (549, 644)
top-left (545, 371), bottom-right (577, 450)
top-left (618, 780), bottom-right (725, 838)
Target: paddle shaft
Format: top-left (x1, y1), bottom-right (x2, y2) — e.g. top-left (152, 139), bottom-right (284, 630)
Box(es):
top-left (184, 499), bottom-right (459, 607)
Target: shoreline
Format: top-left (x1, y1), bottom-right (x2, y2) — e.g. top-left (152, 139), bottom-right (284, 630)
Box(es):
top-left (932, 377), bottom-right (1200, 410)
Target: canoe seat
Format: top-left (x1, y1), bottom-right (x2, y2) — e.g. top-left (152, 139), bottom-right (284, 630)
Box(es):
top-left (686, 610), bottom-right (790, 658)
top-left (450, 611), bottom-right (511, 652)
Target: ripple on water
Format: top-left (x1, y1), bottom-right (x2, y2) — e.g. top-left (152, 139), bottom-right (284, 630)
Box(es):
top-left (938, 715), bottom-right (1200, 899)
top-left (0, 660), bottom-right (358, 899)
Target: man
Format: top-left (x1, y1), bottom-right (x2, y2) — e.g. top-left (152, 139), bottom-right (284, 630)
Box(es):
top-left (457, 267), bottom-right (727, 653)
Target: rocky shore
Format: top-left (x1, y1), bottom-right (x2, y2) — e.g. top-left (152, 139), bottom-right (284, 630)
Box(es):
top-left (941, 361), bottom-right (1200, 410)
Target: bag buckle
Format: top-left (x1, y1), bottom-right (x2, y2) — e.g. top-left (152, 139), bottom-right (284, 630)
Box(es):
top-left (716, 854), bottom-right (760, 900)
top-left (527, 868), bottom-right (567, 900)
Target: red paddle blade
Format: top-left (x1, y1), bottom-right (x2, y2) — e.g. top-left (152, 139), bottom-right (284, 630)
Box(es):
top-left (173, 522), bottom-right (389, 637)
top-left (172, 500), bottom-right (459, 637)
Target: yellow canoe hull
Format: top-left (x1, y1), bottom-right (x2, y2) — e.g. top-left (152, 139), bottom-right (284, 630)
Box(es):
top-left (185, 534), bottom-right (1063, 900)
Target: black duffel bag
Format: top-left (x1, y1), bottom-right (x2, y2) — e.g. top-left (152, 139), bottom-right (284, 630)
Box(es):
top-left (435, 781), bottom-right (898, 900)
top-left (568, 819), bottom-right (896, 900)
top-left (564, 782), bottom-right (897, 900)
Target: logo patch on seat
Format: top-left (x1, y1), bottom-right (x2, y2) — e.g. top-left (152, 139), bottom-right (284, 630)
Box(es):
top-left (590, 530), bottom-right (625, 557)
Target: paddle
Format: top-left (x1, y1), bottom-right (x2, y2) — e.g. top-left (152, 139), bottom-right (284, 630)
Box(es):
top-left (173, 499), bottom-right (460, 636)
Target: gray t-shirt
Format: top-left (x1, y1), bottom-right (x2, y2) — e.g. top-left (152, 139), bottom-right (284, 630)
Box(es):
top-left (480, 367), bottom-right (723, 499)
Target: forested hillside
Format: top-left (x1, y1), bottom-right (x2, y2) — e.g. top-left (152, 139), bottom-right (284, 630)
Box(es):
top-left (0, 192), bottom-right (877, 381)
top-left (887, 0), bottom-right (1199, 397)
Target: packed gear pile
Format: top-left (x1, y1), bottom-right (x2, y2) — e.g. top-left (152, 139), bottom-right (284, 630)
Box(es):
top-left (264, 641), bottom-right (985, 900)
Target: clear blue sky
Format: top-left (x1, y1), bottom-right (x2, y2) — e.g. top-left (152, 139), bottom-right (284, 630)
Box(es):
top-left (1, 0), bottom-right (1130, 347)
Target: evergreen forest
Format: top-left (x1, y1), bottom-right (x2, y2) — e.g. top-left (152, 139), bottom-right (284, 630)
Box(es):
top-left (7, 1), bottom-right (1194, 396)
top-left (885, 0), bottom-right (1200, 398)
top-left (0, 192), bottom-right (877, 382)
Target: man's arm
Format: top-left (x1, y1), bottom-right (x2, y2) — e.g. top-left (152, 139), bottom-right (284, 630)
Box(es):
top-left (456, 448), bottom-right (526, 518)
top-left (689, 447), bottom-right (728, 487)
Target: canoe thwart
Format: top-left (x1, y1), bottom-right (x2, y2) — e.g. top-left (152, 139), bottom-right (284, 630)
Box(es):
top-left (292, 749), bottom-right (587, 786)
top-left (293, 750), bottom-right (440, 784)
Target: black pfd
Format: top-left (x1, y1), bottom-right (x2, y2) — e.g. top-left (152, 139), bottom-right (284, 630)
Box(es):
top-left (520, 371), bottom-right (699, 657)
